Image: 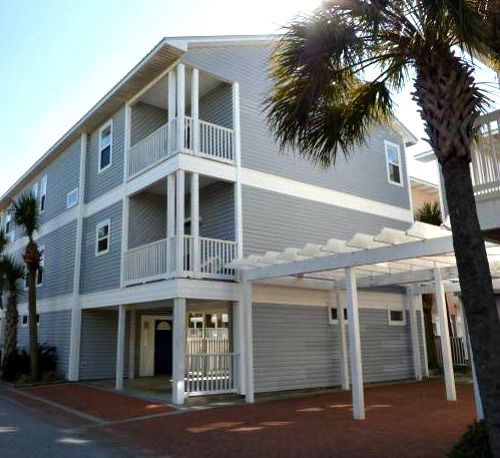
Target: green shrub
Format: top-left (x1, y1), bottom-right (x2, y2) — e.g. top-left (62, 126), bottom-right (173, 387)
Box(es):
top-left (448, 421), bottom-right (491, 458)
top-left (1, 343), bottom-right (57, 382)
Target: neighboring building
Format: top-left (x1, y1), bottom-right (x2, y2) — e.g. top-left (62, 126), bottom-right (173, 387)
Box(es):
top-left (0, 36), bottom-right (425, 404)
top-left (410, 176), bottom-right (440, 212)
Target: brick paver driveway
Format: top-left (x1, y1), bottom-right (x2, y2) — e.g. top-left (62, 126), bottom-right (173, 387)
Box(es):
top-left (1, 381), bottom-right (475, 457)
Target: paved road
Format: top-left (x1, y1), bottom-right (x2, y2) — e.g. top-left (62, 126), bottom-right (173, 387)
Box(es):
top-left (0, 395), bottom-right (140, 458)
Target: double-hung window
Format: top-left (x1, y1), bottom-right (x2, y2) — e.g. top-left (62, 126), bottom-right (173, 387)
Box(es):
top-left (40, 174), bottom-right (48, 213)
top-left (67, 188), bottom-right (79, 209)
top-left (385, 141), bottom-right (403, 186)
top-left (98, 121), bottom-right (113, 172)
top-left (96, 220), bottom-right (111, 256)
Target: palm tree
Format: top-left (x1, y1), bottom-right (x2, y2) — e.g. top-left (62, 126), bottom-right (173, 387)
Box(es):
top-left (1, 255), bottom-right (25, 380)
top-left (13, 192), bottom-right (41, 380)
top-left (415, 201), bottom-right (442, 226)
top-left (0, 230), bottom-right (7, 312)
top-left (266, 1), bottom-right (500, 451)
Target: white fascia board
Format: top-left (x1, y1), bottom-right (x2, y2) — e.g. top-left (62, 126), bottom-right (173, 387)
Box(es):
top-left (241, 168), bottom-right (414, 223)
top-left (241, 235), bottom-right (455, 282)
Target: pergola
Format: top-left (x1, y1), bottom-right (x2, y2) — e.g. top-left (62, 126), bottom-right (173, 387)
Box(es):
top-left (236, 221), bottom-right (500, 419)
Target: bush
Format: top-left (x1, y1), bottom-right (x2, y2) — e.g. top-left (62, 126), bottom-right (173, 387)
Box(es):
top-left (448, 421), bottom-right (491, 458)
top-left (1, 343), bottom-right (58, 382)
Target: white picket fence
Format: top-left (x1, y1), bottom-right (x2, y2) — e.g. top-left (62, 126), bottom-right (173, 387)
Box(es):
top-left (127, 117), bottom-right (235, 179)
top-left (123, 236), bottom-right (237, 285)
top-left (471, 110), bottom-right (500, 198)
top-left (185, 353), bottom-right (238, 396)
top-left (435, 336), bottom-right (471, 368)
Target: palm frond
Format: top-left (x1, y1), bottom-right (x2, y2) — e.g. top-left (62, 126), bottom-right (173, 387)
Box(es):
top-left (415, 201), bottom-right (442, 226)
top-left (13, 192), bottom-right (40, 240)
top-left (2, 255), bottom-right (25, 294)
top-left (0, 229), bottom-right (7, 255)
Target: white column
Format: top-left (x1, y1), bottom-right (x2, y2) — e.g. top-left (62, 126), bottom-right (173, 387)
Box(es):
top-left (168, 70), bottom-right (176, 154)
top-left (407, 288), bottom-right (422, 381)
top-left (175, 169), bottom-right (185, 277)
top-left (242, 282), bottom-right (254, 403)
top-left (232, 82), bottom-right (243, 259)
top-left (68, 133), bottom-right (87, 381)
top-left (176, 63), bottom-right (185, 152)
top-left (115, 305), bottom-right (126, 390)
top-left (167, 173), bottom-right (175, 276)
top-left (416, 294), bottom-right (430, 378)
top-left (331, 288), bottom-right (349, 390)
top-left (232, 300), bottom-right (246, 395)
top-left (191, 68), bottom-right (199, 154)
top-left (434, 268), bottom-right (457, 401)
top-left (191, 172), bottom-right (200, 276)
top-left (172, 298), bottom-right (187, 405)
top-left (128, 309), bottom-right (136, 380)
top-left (345, 267), bottom-right (365, 420)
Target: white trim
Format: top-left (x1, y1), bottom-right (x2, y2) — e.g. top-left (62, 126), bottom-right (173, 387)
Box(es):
top-left (95, 219), bottom-right (111, 256)
top-left (115, 304), bottom-right (126, 390)
top-left (241, 168), bottom-right (413, 223)
top-left (172, 298), bottom-right (186, 404)
top-left (233, 82), bottom-right (244, 259)
top-left (84, 185), bottom-right (124, 218)
top-left (17, 294), bottom-right (73, 314)
top-left (66, 187), bottom-right (79, 209)
top-left (98, 120), bottom-right (113, 173)
top-left (384, 140), bottom-right (404, 187)
top-left (242, 282), bottom-right (254, 403)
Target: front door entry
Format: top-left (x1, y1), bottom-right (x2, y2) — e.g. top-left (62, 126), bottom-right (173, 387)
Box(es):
top-left (154, 320), bottom-right (173, 375)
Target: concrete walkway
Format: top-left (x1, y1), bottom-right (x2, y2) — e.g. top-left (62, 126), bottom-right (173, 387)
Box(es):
top-left (0, 380), bottom-right (476, 457)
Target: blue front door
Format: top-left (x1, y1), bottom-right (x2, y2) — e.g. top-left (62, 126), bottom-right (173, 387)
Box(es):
top-left (154, 320), bottom-right (173, 375)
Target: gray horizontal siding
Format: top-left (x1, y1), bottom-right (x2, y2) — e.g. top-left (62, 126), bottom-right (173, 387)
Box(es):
top-left (200, 181), bottom-right (235, 240)
top-left (85, 107), bottom-right (125, 203)
top-left (17, 310), bottom-right (71, 378)
top-left (128, 193), bottom-right (166, 249)
top-left (242, 186), bottom-right (411, 255)
top-left (80, 201), bottom-right (122, 294)
top-left (183, 44), bottom-right (411, 210)
top-left (79, 309), bottom-right (129, 380)
top-left (131, 102), bottom-right (167, 147)
top-left (199, 83), bottom-right (233, 128)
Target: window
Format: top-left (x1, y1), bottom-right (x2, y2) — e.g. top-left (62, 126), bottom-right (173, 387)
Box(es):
top-left (388, 308), bottom-right (406, 326)
top-left (98, 121), bottom-right (113, 172)
top-left (37, 247), bottom-right (44, 286)
top-left (32, 183), bottom-right (38, 199)
top-left (20, 314), bottom-right (40, 327)
top-left (385, 141), bottom-right (403, 186)
top-left (96, 220), bottom-right (111, 255)
top-left (66, 188), bottom-right (79, 209)
top-left (4, 210), bottom-right (14, 242)
top-left (40, 174), bottom-right (48, 212)
top-left (328, 305), bottom-right (348, 325)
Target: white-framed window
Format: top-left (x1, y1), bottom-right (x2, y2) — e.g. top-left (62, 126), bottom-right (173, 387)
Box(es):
top-left (40, 174), bottom-right (48, 213)
top-left (95, 220), bottom-right (111, 256)
top-left (385, 141), bottom-right (403, 186)
top-left (98, 121), bottom-right (113, 173)
top-left (4, 209), bottom-right (14, 242)
top-left (32, 183), bottom-right (38, 199)
top-left (388, 308), bottom-right (406, 326)
top-left (20, 314), bottom-right (40, 328)
top-left (66, 188), bottom-right (79, 209)
top-left (328, 305), bottom-right (349, 325)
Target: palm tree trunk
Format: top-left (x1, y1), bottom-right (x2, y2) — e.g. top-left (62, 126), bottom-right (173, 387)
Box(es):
top-left (27, 271), bottom-right (38, 381)
top-left (3, 292), bottom-right (18, 366)
top-left (441, 156), bottom-right (500, 454)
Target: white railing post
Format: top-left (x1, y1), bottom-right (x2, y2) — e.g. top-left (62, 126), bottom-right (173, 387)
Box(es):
top-left (434, 268), bottom-right (457, 401)
top-left (167, 173), bottom-right (175, 277)
top-left (191, 172), bottom-right (200, 277)
top-left (176, 64), bottom-right (185, 153)
top-left (176, 169), bottom-right (185, 277)
top-left (345, 267), bottom-right (365, 420)
top-left (172, 298), bottom-right (187, 404)
top-left (191, 68), bottom-right (199, 154)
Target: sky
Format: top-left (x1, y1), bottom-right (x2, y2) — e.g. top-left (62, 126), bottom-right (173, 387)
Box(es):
top-left (0, 0), bottom-right (498, 195)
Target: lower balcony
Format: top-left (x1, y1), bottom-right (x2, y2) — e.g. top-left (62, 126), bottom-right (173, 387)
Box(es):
top-left (123, 235), bottom-right (238, 286)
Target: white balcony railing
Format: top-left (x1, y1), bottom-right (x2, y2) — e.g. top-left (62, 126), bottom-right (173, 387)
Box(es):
top-left (123, 236), bottom-right (237, 286)
top-left (185, 353), bottom-right (239, 396)
top-left (471, 110), bottom-right (500, 199)
top-left (127, 117), bottom-right (235, 179)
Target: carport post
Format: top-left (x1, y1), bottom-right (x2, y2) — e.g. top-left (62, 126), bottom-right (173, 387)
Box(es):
top-left (331, 288), bottom-right (349, 390)
top-left (242, 282), bottom-right (254, 403)
top-left (232, 300), bottom-right (246, 395)
top-left (172, 297), bottom-right (187, 405)
top-left (345, 267), bottom-right (365, 420)
top-left (115, 304), bottom-right (126, 390)
top-left (415, 294), bottom-right (430, 378)
top-left (434, 268), bottom-right (457, 401)
top-left (407, 288), bottom-right (422, 380)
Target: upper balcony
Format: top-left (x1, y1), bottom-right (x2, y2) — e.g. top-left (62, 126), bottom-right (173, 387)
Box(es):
top-left (127, 65), bottom-right (236, 180)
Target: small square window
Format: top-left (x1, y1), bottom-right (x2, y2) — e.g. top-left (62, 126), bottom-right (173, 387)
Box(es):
top-left (385, 141), bottom-right (403, 186)
top-left (96, 220), bottom-right (111, 256)
top-left (67, 188), bottom-right (79, 209)
top-left (20, 314), bottom-right (40, 327)
top-left (388, 309), bottom-right (406, 326)
top-left (98, 122), bottom-right (113, 172)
